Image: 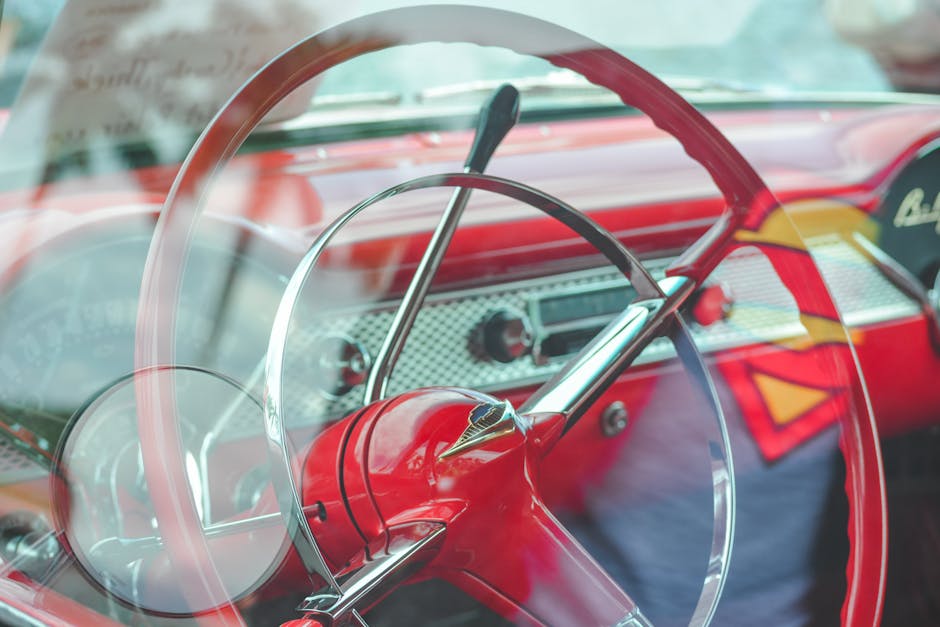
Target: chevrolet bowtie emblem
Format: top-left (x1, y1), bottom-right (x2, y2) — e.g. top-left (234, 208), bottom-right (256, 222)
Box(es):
top-left (438, 400), bottom-right (518, 459)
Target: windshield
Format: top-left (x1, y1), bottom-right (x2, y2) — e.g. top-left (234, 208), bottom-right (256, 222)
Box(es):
top-left (316, 0), bottom-right (890, 99)
top-left (0, 0), bottom-right (896, 103)
top-left (0, 0), bottom-right (919, 182)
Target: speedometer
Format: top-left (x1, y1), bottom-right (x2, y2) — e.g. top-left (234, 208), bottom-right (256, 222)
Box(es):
top-left (0, 211), bottom-right (340, 617)
top-left (0, 213), bottom-right (289, 472)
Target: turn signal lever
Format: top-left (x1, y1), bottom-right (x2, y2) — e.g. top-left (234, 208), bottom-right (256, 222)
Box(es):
top-left (364, 84), bottom-right (521, 402)
top-left (464, 83), bottom-right (521, 173)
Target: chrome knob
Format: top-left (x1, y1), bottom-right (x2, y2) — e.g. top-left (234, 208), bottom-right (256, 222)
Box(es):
top-left (478, 308), bottom-right (534, 363)
top-left (311, 334), bottom-right (372, 397)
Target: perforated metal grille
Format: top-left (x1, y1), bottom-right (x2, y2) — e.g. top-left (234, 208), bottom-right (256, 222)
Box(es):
top-left (809, 234), bottom-right (922, 326)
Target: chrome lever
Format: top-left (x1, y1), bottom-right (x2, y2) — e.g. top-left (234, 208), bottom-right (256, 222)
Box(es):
top-left (364, 84), bottom-right (521, 403)
top-left (299, 522), bottom-right (446, 626)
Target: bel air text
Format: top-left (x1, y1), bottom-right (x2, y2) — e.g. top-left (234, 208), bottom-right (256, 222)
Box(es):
top-left (894, 187), bottom-right (940, 232)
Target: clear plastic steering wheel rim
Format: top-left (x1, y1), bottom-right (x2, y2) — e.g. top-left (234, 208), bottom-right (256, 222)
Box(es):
top-left (135, 5), bottom-right (886, 625)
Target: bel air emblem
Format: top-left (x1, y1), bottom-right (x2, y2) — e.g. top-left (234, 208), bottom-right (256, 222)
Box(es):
top-left (439, 400), bottom-right (519, 459)
top-left (894, 187), bottom-right (940, 233)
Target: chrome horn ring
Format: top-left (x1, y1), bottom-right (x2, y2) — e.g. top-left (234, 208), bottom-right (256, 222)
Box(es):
top-left (265, 172), bottom-right (735, 626)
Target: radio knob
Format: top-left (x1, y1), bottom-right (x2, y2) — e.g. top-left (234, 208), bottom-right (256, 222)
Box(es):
top-left (310, 334), bottom-right (372, 398)
top-left (478, 308), bottom-right (534, 363)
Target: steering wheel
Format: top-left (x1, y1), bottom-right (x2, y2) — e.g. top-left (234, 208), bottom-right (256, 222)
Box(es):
top-left (133, 5), bottom-right (886, 625)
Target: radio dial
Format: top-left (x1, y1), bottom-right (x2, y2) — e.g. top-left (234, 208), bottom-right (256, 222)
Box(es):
top-left (479, 309), bottom-right (534, 363)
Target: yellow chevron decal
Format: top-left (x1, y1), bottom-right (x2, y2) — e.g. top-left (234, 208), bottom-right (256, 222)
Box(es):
top-left (753, 372), bottom-right (829, 425)
top-left (777, 313), bottom-right (861, 350)
top-left (734, 208), bottom-right (807, 250)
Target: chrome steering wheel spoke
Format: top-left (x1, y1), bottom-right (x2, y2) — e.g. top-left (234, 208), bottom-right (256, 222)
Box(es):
top-left (519, 275), bottom-right (695, 434)
top-left (300, 522), bottom-right (446, 627)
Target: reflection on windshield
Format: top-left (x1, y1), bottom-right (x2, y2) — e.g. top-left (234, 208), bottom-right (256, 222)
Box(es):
top-left (318, 0), bottom-right (886, 99)
top-left (0, 0), bottom-right (894, 119)
top-left (0, 0), bottom-right (913, 192)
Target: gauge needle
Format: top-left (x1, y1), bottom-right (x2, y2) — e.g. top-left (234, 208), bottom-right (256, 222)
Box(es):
top-left (363, 84), bottom-right (521, 403)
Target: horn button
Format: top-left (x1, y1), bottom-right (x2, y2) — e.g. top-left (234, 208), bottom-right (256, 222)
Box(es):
top-left (301, 388), bottom-right (565, 571)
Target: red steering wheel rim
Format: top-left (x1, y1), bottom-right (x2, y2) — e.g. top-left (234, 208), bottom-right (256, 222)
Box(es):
top-left (135, 5), bottom-right (886, 624)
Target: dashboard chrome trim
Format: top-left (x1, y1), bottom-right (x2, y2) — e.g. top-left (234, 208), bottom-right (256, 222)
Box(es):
top-left (283, 235), bottom-right (920, 422)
